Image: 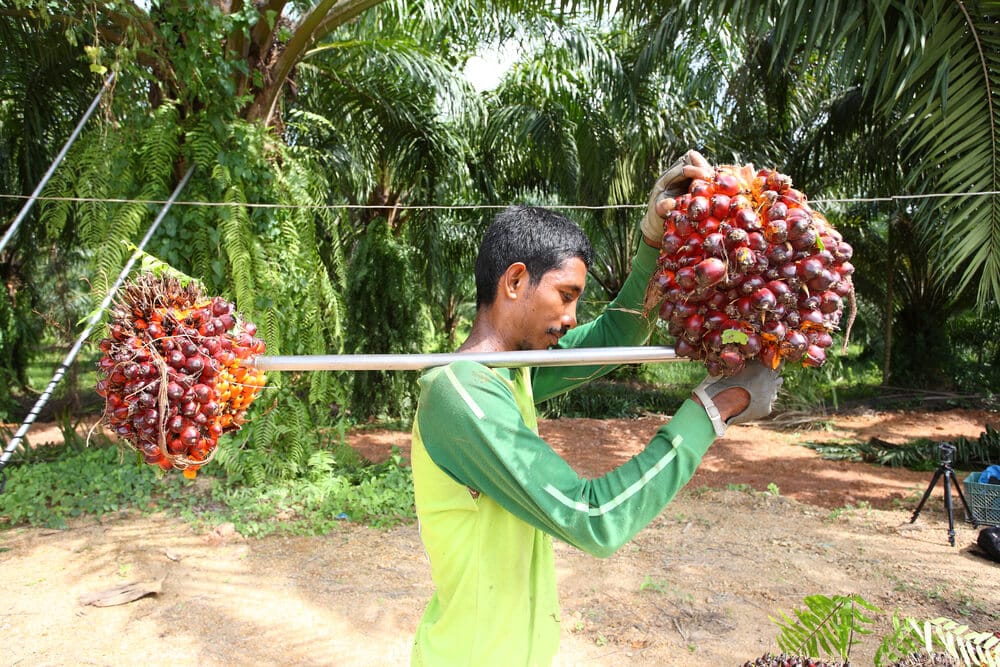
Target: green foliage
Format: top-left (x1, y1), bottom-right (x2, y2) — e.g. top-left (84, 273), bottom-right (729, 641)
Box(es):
top-left (771, 594), bottom-right (881, 663)
top-left (768, 593), bottom-right (1000, 667)
top-left (0, 445), bottom-right (167, 529)
top-left (205, 447), bottom-right (414, 536)
top-left (0, 440), bottom-right (413, 534)
top-left (344, 222), bottom-right (432, 420)
top-left (803, 426), bottom-right (1000, 471)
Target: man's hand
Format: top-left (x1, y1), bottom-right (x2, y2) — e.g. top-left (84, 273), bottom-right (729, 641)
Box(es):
top-left (692, 360), bottom-right (783, 437)
top-left (641, 150), bottom-right (713, 247)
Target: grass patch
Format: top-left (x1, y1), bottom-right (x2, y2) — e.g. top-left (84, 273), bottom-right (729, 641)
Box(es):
top-left (0, 440), bottom-right (414, 535)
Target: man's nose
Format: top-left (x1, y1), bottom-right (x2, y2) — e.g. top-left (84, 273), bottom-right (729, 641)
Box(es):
top-left (562, 307), bottom-right (577, 330)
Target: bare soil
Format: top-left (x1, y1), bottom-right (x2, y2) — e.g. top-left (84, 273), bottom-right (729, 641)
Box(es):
top-left (2, 408), bottom-right (999, 666)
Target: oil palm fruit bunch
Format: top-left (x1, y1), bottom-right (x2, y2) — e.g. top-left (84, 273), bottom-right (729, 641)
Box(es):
top-left (95, 273), bottom-right (266, 477)
top-left (646, 164), bottom-right (855, 377)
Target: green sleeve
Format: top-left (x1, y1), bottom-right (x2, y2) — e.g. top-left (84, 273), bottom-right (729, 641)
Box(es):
top-left (416, 361), bottom-right (715, 558)
top-left (531, 242), bottom-right (660, 403)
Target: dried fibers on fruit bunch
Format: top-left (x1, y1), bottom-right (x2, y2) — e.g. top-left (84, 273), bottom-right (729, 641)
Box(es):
top-left (646, 164), bottom-right (855, 377)
top-left (95, 272), bottom-right (267, 477)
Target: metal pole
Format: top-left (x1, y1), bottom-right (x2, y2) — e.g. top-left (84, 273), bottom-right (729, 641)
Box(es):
top-left (0, 72), bottom-right (116, 255)
top-left (0, 164), bottom-right (195, 481)
top-left (251, 346), bottom-right (680, 372)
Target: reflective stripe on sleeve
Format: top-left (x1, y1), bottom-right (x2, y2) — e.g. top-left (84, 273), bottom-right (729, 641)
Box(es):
top-left (543, 434), bottom-right (683, 517)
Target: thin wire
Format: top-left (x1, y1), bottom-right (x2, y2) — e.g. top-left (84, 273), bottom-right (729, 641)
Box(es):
top-left (0, 72), bottom-right (116, 255)
top-left (0, 189), bottom-right (997, 211)
top-left (0, 165), bottom-right (196, 475)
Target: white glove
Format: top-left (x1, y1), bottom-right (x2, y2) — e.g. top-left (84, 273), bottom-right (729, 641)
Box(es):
top-left (693, 360), bottom-right (783, 437)
top-left (641, 150), bottom-right (712, 245)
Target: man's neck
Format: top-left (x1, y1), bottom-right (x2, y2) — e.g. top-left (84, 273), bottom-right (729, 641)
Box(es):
top-left (458, 315), bottom-right (510, 354)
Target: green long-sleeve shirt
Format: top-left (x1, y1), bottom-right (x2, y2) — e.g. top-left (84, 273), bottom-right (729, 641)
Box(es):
top-left (410, 243), bottom-right (716, 666)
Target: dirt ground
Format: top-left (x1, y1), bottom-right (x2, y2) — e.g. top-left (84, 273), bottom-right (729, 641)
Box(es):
top-left (2, 407), bottom-right (999, 666)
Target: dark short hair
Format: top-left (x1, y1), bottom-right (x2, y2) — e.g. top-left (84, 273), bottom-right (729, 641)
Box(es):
top-left (474, 206), bottom-right (594, 308)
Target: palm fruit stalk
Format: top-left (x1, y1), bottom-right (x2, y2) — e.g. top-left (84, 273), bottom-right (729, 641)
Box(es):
top-left (95, 272), bottom-right (266, 478)
top-left (646, 164), bottom-right (855, 377)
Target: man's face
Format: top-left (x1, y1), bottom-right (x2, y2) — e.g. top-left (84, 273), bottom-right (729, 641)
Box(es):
top-left (511, 257), bottom-right (587, 351)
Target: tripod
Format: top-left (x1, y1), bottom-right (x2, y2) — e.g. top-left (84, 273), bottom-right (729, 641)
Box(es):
top-left (910, 443), bottom-right (978, 546)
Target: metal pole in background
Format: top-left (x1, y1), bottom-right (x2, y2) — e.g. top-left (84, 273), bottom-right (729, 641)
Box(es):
top-left (0, 164), bottom-right (195, 486)
top-left (0, 72), bottom-right (116, 255)
top-left (251, 346), bottom-right (680, 372)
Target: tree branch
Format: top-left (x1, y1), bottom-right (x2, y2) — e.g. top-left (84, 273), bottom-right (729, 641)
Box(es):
top-left (246, 0), bottom-right (386, 125)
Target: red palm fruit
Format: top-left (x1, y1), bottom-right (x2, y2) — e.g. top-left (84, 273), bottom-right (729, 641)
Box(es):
top-left (759, 344), bottom-right (781, 369)
top-left (799, 309), bottom-right (825, 331)
top-left (675, 338), bottom-right (697, 358)
top-left (689, 180), bottom-right (712, 197)
top-left (786, 215), bottom-right (811, 241)
top-left (813, 249), bottom-right (835, 266)
top-left (766, 280), bottom-right (795, 305)
top-left (707, 289), bottom-right (729, 310)
top-left (180, 340), bottom-right (199, 357)
top-left (715, 172), bottom-right (740, 196)
top-left (767, 201), bottom-right (788, 221)
top-left (244, 322), bottom-right (257, 337)
top-left (687, 196), bottom-right (710, 221)
top-left (675, 266), bottom-right (698, 291)
top-left (185, 355), bottom-right (205, 374)
top-left (211, 297), bottom-right (231, 317)
top-left (683, 232), bottom-right (705, 254)
top-left (673, 301), bottom-right (700, 320)
top-left (797, 257), bottom-right (824, 280)
top-left (703, 329), bottom-right (723, 352)
top-left (837, 261), bottom-right (855, 277)
top-left (719, 346), bottom-right (745, 373)
top-left (675, 215), bottom-right (695, 237)
top-left (740, 332), bottom-right (762, 357)
top-left (191, 383), bottom-right (213, 403)
top-left (812, 331), bottom-right (834, 348)
top-left (802, 344), bottom-right (826, 368)
top-left (791, 229), bottom-right (818, 252)
top-left (781, 330), bottom-right (808, 361)
top-left (180, 400), bottom-right (199, 417)
top-left (740, 275), bottom-right (766, 295)
top-left (167, 437), bottom-right (187, 455)
top-left (202, 400), bottom-right (220, 417)
top-left (167, 381), bottom-right (185, 401)
top-left (730, 247), bottom-right (756, 272)
top-left (702, 232), bottom-right (726, 258)
top-left (698, 216), bottom-right (721, 235)
top-left (694, 258), bottom-right (727, 287)
top-left (180, 425), bottom-right (200, 447)
top-left (835, 242), bottom-right (853, 261)
top-left (208, 422), bottom-right (224, 439)
top-left (667, 320), bottom-right (684, 338)
top-left (147, 322), bottom-right (165, 339)
top-left (732, 208), bottom-right (759, 231)
top-left (751, 287), bottom-right (777, 312)
top-left (683, 314), bottom-right (705, 339)
top-left (659, 300), bottom-right (675, 320)
top-left (710, 194), bottom-right (731, 219)
top-left (704, 311), bottom-right (728, 330)
top-left (768, 243), bottom-right (794, 266)
top-left (728, 296), bottom-right (754, 320)
top-left (747, 231), bottom-right (768, 252)
top-left (764, 220), bottom-right (788, 244)
top-left (661, 231), bottom-right (684, 255)
top-left (807, 270), bottom-right (837, 292)
top-left (761, 319), bottom-right (786, 342)
top-left (168, 414), bottom-right (185, 433)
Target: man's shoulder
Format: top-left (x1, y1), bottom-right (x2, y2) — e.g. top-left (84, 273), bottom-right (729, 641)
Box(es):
top-left (419, 361), bottom-right (515, 406)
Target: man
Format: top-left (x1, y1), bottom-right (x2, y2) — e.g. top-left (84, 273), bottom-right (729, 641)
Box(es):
top-left (409, 151), bottom-right (783, 666)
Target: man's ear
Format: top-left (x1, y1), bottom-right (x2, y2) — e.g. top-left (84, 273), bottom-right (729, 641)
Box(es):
top-left (500, 262), bottom-right (529, 300)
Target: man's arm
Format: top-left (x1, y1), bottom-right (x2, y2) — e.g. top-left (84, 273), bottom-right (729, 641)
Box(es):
top-left (418, 361), bottom-right (716, 558)
top-left (531, 242), bottom-right (660, 402)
